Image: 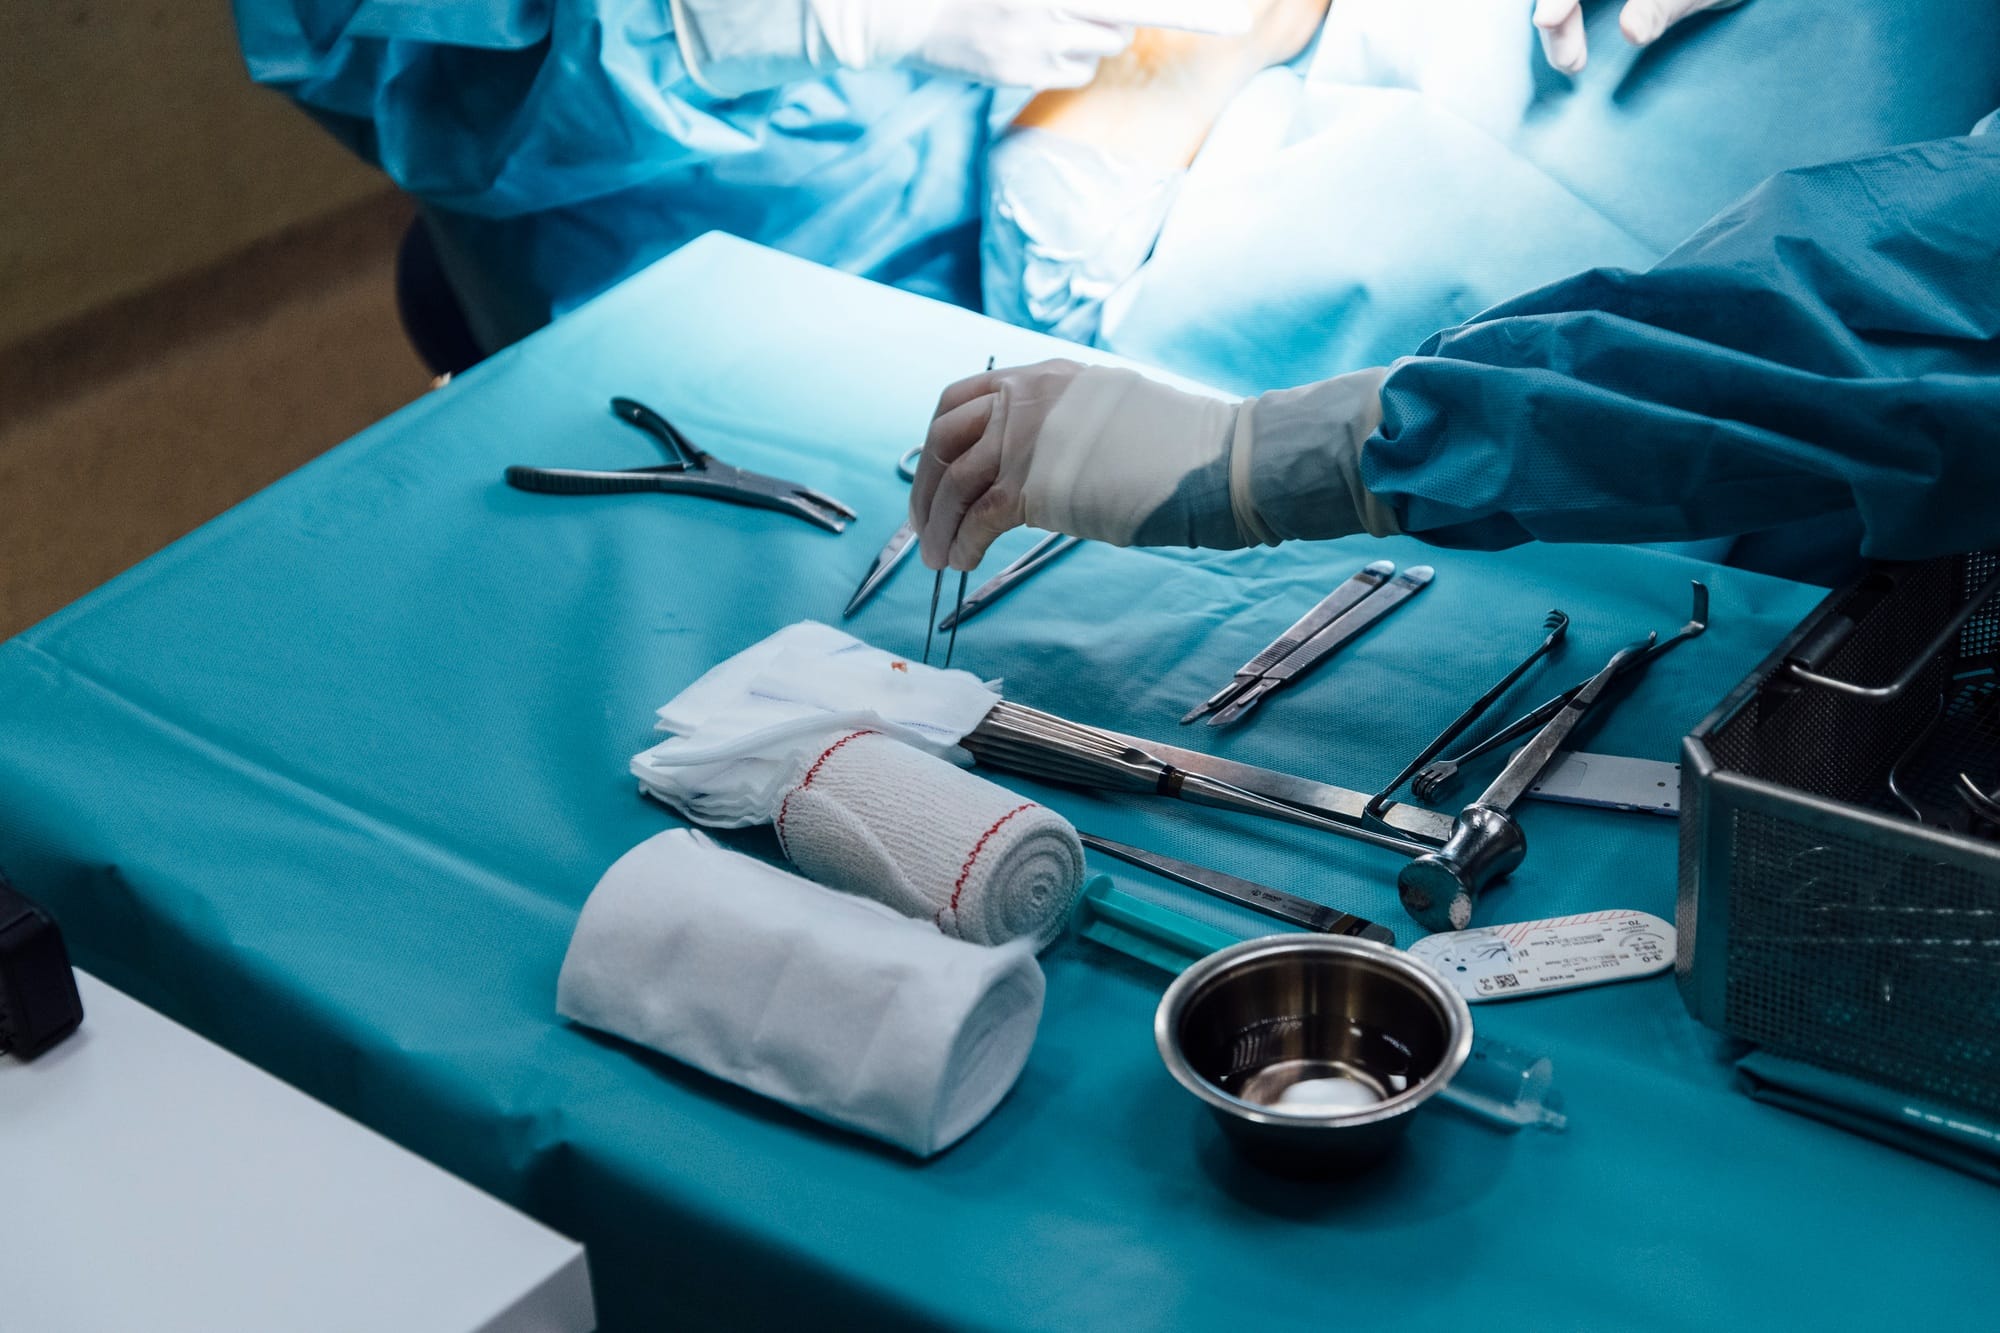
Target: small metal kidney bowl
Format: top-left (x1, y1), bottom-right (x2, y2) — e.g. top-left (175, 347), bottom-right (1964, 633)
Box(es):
top-left (1155, 935), bottom-right (1473, 1176)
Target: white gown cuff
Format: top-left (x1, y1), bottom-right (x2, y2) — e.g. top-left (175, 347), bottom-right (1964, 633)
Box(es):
top-left (670, 0), bottom-right (842, 97)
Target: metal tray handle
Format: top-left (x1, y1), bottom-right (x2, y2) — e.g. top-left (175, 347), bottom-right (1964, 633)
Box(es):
top-left (1783, 565), bottom-right (2000, 702)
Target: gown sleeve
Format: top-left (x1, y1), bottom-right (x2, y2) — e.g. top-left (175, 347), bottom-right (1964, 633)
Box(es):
top-left (1361, 133), bottom-right (2000, 562)
top-left (230, 0), bottom-right (793, 218)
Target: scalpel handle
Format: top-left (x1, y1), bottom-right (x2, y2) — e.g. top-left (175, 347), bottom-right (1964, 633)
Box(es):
top-left (1184, 559), bottom-right (1396, 725)
top-left (1205, 566), bottom-right (1434, 727)
top-left (1262, 565), bottom-right (1433, 685)
top-left (1077, 833), bottom-right (1393, 941)
top-left (1234, 559), bottom-right (1396, 679)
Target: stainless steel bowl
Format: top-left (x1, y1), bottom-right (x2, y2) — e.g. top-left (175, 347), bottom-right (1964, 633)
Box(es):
top-left (1155, 935), bottom-right (1473, 1176)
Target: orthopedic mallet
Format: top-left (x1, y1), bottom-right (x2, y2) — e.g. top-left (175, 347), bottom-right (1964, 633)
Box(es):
top-left (1397, 634), bottom-right (1654, 932)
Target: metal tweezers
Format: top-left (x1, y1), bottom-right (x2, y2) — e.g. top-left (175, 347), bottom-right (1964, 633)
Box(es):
top-left (506, 397), bottom-right (857, 533)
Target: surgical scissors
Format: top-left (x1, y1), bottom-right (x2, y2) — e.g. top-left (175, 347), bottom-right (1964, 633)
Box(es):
top-left (842, 444), bottom-right (972, 668)
top-left (507, 397), bottom-right (857, 533)
top-left (842, 445), bottom-right (924, 617)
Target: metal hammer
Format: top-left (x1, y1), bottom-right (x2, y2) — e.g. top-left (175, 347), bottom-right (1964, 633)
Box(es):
top-left (1398, 635), bottom-right (1655, 932)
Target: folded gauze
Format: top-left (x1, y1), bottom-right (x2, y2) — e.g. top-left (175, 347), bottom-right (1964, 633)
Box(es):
top-left (775, 729), bottom-right (1084, 947)
top-left (631, 621), bottom-right (1002, 828)
top-left (557, 829), bottom-right (1046, 1157)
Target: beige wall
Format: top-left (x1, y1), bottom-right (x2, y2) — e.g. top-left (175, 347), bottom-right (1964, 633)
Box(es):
top-left (0, 0), bottom-right (391, 345)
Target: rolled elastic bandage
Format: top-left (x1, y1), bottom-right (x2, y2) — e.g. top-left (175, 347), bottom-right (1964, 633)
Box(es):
top-left (775, 730), bottom-right (1085, 948)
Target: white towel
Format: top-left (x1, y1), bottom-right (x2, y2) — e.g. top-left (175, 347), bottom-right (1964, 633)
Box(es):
top-left (774, 730), bottom-right (1084, 948)
top-left (633, 622), bottom-right (1002, 828)
top-left (557, 830), bottom-right (1045, 1158)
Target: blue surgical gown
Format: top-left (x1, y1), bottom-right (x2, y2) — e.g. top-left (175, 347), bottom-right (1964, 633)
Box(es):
top-left (232, 1), bottom-right (994, 350)
top-left (1092, 0), bottom-right (2000, 399)
top-left (1362, 131), bottom-right (2000, 583)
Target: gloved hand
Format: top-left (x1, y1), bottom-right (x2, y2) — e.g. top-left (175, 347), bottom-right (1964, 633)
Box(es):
top-left (909, 360), bottom-right (1396, 569)
top-left (1533, 0), bottom-right (1749, 75)
top-left (672, 0), bottom-right (1157, 96)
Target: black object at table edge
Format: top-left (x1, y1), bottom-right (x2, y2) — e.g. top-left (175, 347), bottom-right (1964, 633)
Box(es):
top-left (0, 870), bottom-right (85, 1060)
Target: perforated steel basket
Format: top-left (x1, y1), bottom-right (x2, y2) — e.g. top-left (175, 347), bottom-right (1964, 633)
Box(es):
top-left (1679, 552), bottom-right (2000, 1116)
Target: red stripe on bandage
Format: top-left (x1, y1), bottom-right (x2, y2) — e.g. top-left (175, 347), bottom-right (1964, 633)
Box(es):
top-left (937, 803), bottom-right (1035, 931)
top-left (775, 729), bottom-right (877, 852)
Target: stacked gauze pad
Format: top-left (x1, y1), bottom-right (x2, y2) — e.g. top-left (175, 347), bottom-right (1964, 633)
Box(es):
top-left (632, 622), bottom-right (1086, 948)
top-left (631, 621), bottom-right (1004, 826)
top-left (558, 830), bottom-right (1045, 1157)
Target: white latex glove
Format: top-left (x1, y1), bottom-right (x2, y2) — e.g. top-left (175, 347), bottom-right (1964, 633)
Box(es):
top-left (673, 0), bottom-right (1250, 96)
top-left (1533, 0), bottom-right (1749, 75)
top-left (910, 361), bottom-right (1228, 568)
top-left (909, 360), bottom-right (1396, 569)
top-left (916, 360), bottom-right (1400, 564)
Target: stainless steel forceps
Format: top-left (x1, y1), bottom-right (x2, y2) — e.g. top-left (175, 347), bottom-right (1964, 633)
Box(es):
top-left (845, 356), bottom-right (1082, 639)
top-left (506, 397), bottom-right (857, 533)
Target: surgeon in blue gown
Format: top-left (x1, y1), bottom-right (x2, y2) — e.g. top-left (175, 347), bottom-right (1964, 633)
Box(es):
top-left (984, 0), bottom-right (2000, 436)
top-left (909, 121), bottom-right (2000, 586)
top-left (231, 0), bottom-right (1159, 353)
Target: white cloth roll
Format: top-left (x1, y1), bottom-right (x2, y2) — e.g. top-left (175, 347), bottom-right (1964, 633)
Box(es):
top-left (557, 830), bottom-right (1045, 1158)
top-left (775, 730), bottom-right (1085, 948)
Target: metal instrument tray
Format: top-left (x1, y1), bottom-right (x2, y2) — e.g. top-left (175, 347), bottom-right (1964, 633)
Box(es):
top-left (1679, 552), bottom-right (2000, 1116)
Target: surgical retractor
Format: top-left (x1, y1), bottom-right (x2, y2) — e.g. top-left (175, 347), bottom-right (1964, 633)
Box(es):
top-left (1411, 582), bottom-right (1708, 802)
top-left (1398, 635), bottom-right (1656, 932)
top-left (1366, 609), bottom-right (1569, 819)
